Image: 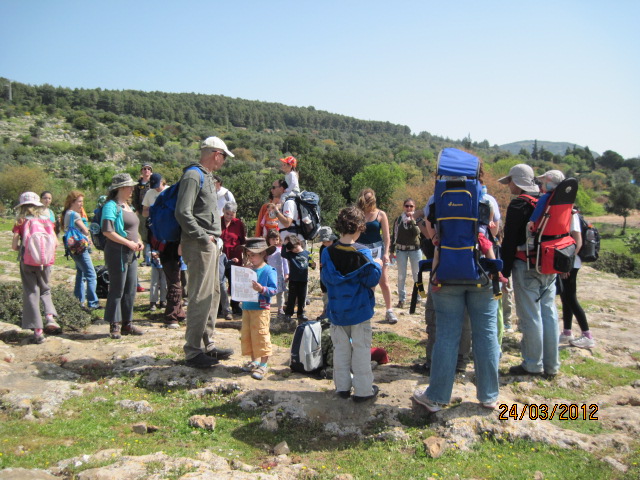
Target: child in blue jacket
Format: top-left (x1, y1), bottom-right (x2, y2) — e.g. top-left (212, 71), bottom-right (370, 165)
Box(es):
top-left (240, 237), bottom-right (278, 380)
top-left (321, 206), bottom-right (382, 402)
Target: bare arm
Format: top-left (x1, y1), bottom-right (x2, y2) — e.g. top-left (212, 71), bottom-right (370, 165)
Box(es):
top-left (380, 210), bottom-right (390, 264)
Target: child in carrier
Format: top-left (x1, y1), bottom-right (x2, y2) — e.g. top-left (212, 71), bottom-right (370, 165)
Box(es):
top-left (11, 192), bottom-right (61, 343)
top-left (527, 170), bottom-right (566, 233)
top-left (265, 230), bottom-right (289, 317)
top-left (280, 156), bottom-right (300, 198)
top-left (239, 237), bottom-right (278, 380)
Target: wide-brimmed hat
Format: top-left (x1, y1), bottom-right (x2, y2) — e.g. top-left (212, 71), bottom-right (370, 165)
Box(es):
top-left (109, 173), bottom-right (138, 191)
top-left (280, 156), bottom-right (297, 168)
top-left (498, 164), bottom-right (539, 193)
top-left (200, 136), bottom-right (235, 157)
top-left (315, 226), bottom-right (337, 242)
top-left (243, 237), bottom-right (276, 255)
top-left (537, 169), bottom-right (565, 186)
top-left (16, 191), bottom-right (43, 207)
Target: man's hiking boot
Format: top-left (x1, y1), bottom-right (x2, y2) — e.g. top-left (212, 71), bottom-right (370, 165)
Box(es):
top-left (186, 353), bottom-right (219, 369)
top-left (353, 385), bottom-right (379, 403)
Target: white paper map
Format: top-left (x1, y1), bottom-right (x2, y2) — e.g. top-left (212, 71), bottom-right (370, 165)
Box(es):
top-left (231, 266), bottom-right (259, 302)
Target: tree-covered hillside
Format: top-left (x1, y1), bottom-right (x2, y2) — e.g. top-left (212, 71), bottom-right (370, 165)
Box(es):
top-left (1, 78), bottom-right (638, 233)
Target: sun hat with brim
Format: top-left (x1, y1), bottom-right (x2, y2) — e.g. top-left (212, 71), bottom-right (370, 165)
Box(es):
top-left (536, 169), bottom-right (565, 186)
top-left (280, 156), bottom-right (297, 168)
top-left (16, 191), bottom-right (43, 207)
top-left (498, 164), bottom-right (539, 193)
top-left (243, 237), bottom-right (276, 256)
top-left (200, 136), bottom-right (235, 158)
top-left (109, 173), bottom-right (138, 191)
top-left (315, 226), bottom-right (337, 243)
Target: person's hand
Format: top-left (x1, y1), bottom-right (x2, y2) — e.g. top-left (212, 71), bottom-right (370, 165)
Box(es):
top-left (383, 253), bottom-right (390, 266)
top-left (560, 272), bottom-right (569, 280)
top-left (231, 258), bottom-right (239, 264)
top-left (374, 258), bottom-right (383, 267)
top-left (251, 280), bottom-right (263, 292)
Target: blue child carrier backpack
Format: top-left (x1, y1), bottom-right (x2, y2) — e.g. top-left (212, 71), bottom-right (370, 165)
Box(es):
top-left (409, 148), bottom-right (503, 313)
top-left (149, 166), bottom-right (204, 244)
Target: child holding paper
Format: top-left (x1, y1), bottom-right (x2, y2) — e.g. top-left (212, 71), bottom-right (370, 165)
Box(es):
top-left (239, 237), bottom-right (278, 380)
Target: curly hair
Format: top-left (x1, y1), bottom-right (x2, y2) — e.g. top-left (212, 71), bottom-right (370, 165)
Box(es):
top-left (335, 206), bottom-right (366, 235)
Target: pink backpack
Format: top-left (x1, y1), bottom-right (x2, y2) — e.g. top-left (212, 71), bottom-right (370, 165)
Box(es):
top-left (21, 218), bottom-right (57, 267)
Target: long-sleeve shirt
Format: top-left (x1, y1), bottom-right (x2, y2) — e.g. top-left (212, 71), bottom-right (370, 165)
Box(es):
top-left (242, 264), bottom-right (278, 310)
top-left (175, 164), bottom-right (220, 245)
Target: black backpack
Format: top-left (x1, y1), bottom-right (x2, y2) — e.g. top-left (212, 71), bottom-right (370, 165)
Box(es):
top-left (577, 214), bottom-right (600, 262)
top-left (95, 265), bottom-right (110, 299)
top-left (282, 191), bottom-right (321, 241)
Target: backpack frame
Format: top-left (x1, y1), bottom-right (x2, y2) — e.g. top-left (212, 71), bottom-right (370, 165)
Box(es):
top-left (281, 191), bottom-right (321, 241)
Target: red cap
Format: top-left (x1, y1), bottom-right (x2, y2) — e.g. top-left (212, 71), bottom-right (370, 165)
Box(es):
top-left (280, 156), bottom-right (297, 168)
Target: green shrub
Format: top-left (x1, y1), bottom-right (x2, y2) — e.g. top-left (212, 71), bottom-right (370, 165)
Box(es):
top-left (0, 283), bottom-right (92, 331)
top-left (624, 233), bottom-right (640, 255)
top-left (592, 251), bottom-right (640, 278)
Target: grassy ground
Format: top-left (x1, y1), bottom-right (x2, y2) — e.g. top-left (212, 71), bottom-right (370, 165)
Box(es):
top-left (1, 375), bottom-right (636, 479)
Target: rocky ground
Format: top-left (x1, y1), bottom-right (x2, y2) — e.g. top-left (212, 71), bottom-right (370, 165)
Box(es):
top-left (1, 225), bottom-right (640, 479)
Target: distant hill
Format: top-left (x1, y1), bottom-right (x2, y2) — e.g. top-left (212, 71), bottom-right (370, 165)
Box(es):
top-left (500, 140), bottom-right (600, 157)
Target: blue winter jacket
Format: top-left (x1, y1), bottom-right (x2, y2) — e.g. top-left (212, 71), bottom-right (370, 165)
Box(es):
top-left (321, 243), bottom-right (382, 326)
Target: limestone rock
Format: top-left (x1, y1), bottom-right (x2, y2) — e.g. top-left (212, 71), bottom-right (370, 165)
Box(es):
top-left (116, 399), bottom-right (153, 414)
top-left (273, 441), bottom-right (290, 455)
top-left (132, 423), bottom-right (148, 434)
top-left (423, 436), bottom-right (447, 458)
top-left (0, 468), bottom-right (58, 479)
top-left (188, 415), bottom-right (216, 431)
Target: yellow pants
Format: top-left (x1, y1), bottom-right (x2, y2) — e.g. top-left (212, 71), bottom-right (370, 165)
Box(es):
top-left (241, 309), bottom-right (272, 358)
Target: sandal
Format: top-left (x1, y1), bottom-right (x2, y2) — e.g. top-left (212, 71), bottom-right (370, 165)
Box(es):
top-left (241, 361), bottom-right (259, 373)
top-left (251, 365), bottom-right (268, 380)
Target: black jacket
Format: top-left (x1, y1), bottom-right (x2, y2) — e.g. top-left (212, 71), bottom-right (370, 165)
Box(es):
top-left (501, 194), bottom-right (538, 278)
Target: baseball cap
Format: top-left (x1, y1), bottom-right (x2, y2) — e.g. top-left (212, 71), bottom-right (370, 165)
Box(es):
top-left (280, 156), bottom-right (297, 168)
top-left (200, 136), bottom-right (235, 157)
top-left (149, 173), bottom-right (162, 189)
top-left (498, 164), bottom-right (540, 193)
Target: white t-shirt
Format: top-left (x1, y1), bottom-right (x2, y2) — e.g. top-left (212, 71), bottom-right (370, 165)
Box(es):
top-left (142, 186), bottom-right (168, 208)
top-left (284, 171), bottom-right (299, 196)
top-left (571, 213), bottom-right (582, 269)
top-left (278, 198), bottom-right (303, 243)
top-left (217, 187), bottom-right (235, 217)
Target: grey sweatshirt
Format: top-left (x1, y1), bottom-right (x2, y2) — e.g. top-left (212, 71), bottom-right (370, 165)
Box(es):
top-left (175, 163), bottom-right (221, 245)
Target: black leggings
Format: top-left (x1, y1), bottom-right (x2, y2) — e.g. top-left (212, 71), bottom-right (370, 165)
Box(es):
top-left (285, 280), bottom-right (307, 316)
top-left (560, 268), bottom-right (589, 332)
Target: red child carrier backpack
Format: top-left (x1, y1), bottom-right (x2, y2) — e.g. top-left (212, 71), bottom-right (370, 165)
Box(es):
top-left (528, 178), bottom-right (578, 275)
top-left (22, 218), bottom-right (57, 267)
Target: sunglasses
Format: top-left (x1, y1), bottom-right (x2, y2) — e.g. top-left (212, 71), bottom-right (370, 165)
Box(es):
top-left (404, 204), bottom-right (415, 208)
top-left (141, 167), bottom-right (152, 171)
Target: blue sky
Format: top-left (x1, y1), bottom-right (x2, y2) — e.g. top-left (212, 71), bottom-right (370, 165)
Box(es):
top-left (1, 0), bottom-right (639, 158)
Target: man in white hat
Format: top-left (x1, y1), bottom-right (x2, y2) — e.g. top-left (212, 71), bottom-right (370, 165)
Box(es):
top-left (499, 164), bottom-right (560, 379)
top-left (175, 136), bottom-right (235, 368)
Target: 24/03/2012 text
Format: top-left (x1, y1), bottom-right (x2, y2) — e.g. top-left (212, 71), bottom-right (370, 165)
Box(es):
top-left (497, 403), bottom-right (598, 421)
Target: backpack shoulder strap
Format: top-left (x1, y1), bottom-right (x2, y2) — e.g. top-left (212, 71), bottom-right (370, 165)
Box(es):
top-left (186, 166), bottom-right (205, 189)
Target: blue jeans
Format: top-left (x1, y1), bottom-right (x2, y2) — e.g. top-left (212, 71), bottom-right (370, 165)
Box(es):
top-left (512, 260), bottom-right (559, 374)
top-left (395, 249), bottom-right (422, 303)
top-left (72, 250), bottom-right (99, 308)
top-left (425, 283), bottom-right (499, 404)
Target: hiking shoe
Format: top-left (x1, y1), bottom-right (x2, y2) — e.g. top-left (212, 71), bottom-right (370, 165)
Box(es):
top-left (121, 324), bottom-right (144, 336)
top-left (395, 301), bottom-right (405, 309)
top-left (482, 401), bottom-right (497, 409)
top-left (158, 301), bottom-right (167, 309)
top-left (33, 332), bottom-right (46, 344)
top-left (251, 365), bottom-right (268, 380)
top-left (542, 371), bottom-right (558, 380)
top-left (186, 353), bottom-right (219, 369)
top-left (353, 385), bottom-right (379, 403)
top-left (44, 318), bottom-right (62, 335)
top-left (149, 303), bottom-right (157, 312)
top-left (570, 336), bottom-right (595, 349)
top-left (297, 314), bottom-right (309, 323)
top-left (241, 361), bottom-right (259, 373)
top-left (507, 365), bottom-right (542, 376)
top-left (224, 312), bottom-right (232, 320)
top-left (559, 332), bottom-right (575, 344)
top-left (165, 320), bottom-right (179, 329)
top-left (385, 310), bottom-right (398, 324)
top-left (110, 323), bottom-right (121, 339)
top-left (412, 390), bottom-right (441, 412)
top-left (336, 390), bottom-right (351, 399)
top-left (205, 346), bottom-right (234, 360)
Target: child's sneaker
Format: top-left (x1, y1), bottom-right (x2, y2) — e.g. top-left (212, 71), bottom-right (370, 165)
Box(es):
top-left (149, 302), bottom-right (157, 312)
top-left (385, 310), bottom-right (398, 324)
top-left (33, 328), bottom-right (45, 344)
top-left (559, 332), bottom-right (574, 344)
top-left (251, 365), bottom-right (268, 380)
top-left (570, 336), bottom-right (595, 349)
